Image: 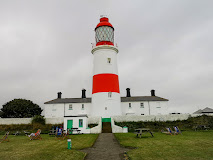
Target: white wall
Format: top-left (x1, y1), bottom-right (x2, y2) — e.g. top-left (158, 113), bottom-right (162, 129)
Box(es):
top-left (64, 116), bottom-right (90, 134)
top-left (91, 45), bottom-right (122, 118)
top-left (121, 101), bottom-right (169, 115)
top-left (111, 118), bottom-right (123, 133)
top-left (92, 46), bottom-right (119, 75)
top-left (44, 101), bottom-right (169, 118)
top-left (64, 103), bottom-right (91, 116)
top-left (112, 114), bottom-right (207, 122)
top-left (45, 103), bottom-right (91, 118)
top-left (45, 104), bottom-right (65, 118)
top-left (46, 118), bottom-right (64, 124)
top-left (0, 114), bottom-right (212, 125)
top-left (91, 93), bottom-right (122, 118)
top-left (90, 117), bottom-right (102, 134)
top-left (88, 116), bottom-right (101, 124)
top-left (0, 118), bottom-right (31, 124)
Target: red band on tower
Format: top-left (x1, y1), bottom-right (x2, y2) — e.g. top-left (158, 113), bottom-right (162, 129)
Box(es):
top-left (92, 74), bottom-right (120, 94)
top-left (96, 41), bottom-right (114, 46)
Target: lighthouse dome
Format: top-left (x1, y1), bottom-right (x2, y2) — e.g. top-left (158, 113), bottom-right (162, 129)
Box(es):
top-left (95, 17), bottom-right (114, 46)
top-left (95, 17), bottom-right (114, 29)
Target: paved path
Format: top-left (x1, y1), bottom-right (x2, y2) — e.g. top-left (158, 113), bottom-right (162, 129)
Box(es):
top-left (82, 133), bottom-right (130, 160)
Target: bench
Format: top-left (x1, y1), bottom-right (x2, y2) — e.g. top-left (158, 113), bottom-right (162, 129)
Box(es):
top-left (135, 128), bottom-right (154, 138)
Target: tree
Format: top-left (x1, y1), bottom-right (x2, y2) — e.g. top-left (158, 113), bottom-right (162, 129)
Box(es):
top-left (0, 99), bottom-right (43, 118)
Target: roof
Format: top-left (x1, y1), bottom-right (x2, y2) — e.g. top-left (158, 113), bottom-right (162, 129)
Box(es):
top-left (193, 107), bottom-right (213, 114)
top-left (193, 109), bottom-right (202, 114)
top-left (44, 96), bottom-right (168, 104)
top-left (121, 96), bottom-right (168, 102)
top-left (95, 17), bottom-right (114, 30)
top-left (201, 107), bottom-right (213, 113)
top-left (44, 98), bottom-right (91, 104)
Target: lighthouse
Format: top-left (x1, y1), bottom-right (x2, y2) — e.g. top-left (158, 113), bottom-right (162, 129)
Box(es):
top-left (91, 16), bottom-right (122, 118)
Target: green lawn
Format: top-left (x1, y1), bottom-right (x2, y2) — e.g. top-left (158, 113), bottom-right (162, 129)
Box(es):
top-left (115, 131), bottom-right (213, 160)
top-left (0, 134), bottom-right (98, 160)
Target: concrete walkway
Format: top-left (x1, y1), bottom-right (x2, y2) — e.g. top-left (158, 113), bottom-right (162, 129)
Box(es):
top-left (82, 133), bottom-right (130, 160)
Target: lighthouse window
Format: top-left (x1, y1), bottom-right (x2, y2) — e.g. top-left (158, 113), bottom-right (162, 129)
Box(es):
top-left (108, 92), bottom-right (112, 98)
top-left (69, 105), bottom-right (73, 110)
top-left (129, 103), bottom-right (131, 108)
top-left (82, 104), bottom-right (84, 110)
top-left (107, 58), bottom-right (111, 64)
top-left (140, 103), bottom-right (144, 108)
top-left (95, 26), bottom-right (114, 43)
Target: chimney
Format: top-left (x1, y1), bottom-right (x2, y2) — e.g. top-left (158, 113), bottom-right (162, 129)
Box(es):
top-left (151, 90), bottom-right (155, 96)
top-left (57, 92), bottom-right (62, 99)
top-left (126, 88), bottom-right (131, 97)
top-left (82, 89), bottom-right (86, 98)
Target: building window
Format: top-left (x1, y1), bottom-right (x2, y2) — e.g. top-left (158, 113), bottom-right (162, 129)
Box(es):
top-left (52, 109), bottom-right (56, 111)
top-left (107, 58), bottom-right (111, 64)
top-left (129, 103), bottom-right (131, 108)
top-left (79, 119), bottom-right (83, 128)
top-left (141, 114), bottom-right (144, 115)
top-left (105, 107), bottom-right (107, 110)
top-left (140, 103), bottom-right (144, 108)
top-left (108, 92), bottom-right (112, 98)
top-left (82, 104), bottom-right (84, 110)
top-left (69, 104), bottom-right (73, 110)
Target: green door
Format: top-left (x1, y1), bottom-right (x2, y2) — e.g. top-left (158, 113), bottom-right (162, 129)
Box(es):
top-left (67, 120), bottom-right (73, 134)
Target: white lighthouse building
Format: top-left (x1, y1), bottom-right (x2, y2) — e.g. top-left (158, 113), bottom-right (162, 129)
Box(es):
top-left (44, 17), bottom-right (169, 133)
top-left (91, 17), bottom-right (122, 118)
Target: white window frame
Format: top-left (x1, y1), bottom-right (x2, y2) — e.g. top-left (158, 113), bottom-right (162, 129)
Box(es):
top-left (82, 104), bottom-right (85, 110)
top-left (129, 103), bottom-right (131, 108)
top-left (140, 103), bottom-right (144, 108)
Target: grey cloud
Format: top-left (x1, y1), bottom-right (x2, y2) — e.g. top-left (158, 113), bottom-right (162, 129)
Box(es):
top-left (0, 0), bottom-right (213, 114)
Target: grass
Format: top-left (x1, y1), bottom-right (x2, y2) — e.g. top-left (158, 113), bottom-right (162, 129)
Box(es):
top-left (115, 131), bottom-right (213, 160)
top-left (0, 134), bottom-right (98, 160)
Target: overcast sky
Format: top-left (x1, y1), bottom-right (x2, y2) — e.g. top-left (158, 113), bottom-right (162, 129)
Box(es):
top-left (0, 0), bottom-right (213, 114)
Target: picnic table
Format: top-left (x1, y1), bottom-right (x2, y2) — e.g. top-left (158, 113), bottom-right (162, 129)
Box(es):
top-left (49, 129), bottom-right (56, 136)
top-left (135, 128), bottom-right (154, 138)
top-left (194, 125), bottom-right (210, 131)
top-left (68, 128), bottom-right (81, 134)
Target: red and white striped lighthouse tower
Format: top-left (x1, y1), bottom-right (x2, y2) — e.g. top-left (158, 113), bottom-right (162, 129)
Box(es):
top-left (91, 16), bottom-right (122, 118)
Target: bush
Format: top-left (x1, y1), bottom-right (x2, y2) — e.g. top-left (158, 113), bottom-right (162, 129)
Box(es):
top-left (0, 123), bottom-right (63, 135)
top-left (88, 124), bottom-right (98, 128)
top-left (32, 115), bottom-right (45, 125)
top-left (115, 115), bottom-right (213, 132)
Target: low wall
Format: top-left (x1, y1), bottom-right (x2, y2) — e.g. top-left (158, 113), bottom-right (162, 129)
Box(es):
top-left (0, 118), bottom-right (31, 125)
top-left (0, 114), bottom-right (212, 125)
top-left (90, 117), bottom-right (102, 134)
top-left (111, 114), bottom-right (207, 122)
top-left (0, 117), bottom-right (64, 125)
top-left (111, 118), bottom-right (123, 133)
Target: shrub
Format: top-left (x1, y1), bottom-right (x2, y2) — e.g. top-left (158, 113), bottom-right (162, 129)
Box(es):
top-left (88, 124), bottom-right (98, 128)
top-left (115, 115), bottom-right (213, 132)
top-left (32, 115), bottom-right (46, 125)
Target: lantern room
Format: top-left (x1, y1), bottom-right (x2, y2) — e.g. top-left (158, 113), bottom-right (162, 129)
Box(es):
top-left (95, 17), bottom-right (114, 46)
